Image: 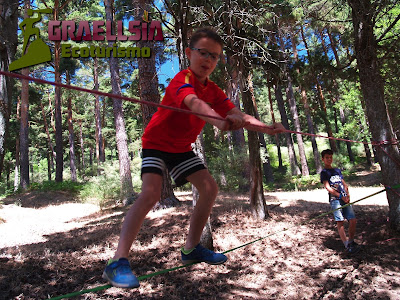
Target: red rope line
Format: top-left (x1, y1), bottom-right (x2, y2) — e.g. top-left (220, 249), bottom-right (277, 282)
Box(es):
top-left (1, 70), bottom-right (399, 148)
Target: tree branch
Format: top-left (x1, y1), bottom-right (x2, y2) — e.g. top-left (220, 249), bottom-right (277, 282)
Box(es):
top-left (376, 12), bottom-right (400, 44)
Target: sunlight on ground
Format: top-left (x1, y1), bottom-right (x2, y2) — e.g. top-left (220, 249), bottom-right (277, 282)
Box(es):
top-left (0, 203), bottom-right (99, 248)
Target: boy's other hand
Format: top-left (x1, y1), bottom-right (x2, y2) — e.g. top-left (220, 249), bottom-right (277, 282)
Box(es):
top-left (342, 196), bottom-right (350, 203)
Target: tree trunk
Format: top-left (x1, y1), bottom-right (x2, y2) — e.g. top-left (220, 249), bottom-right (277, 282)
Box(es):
top-left (105, 0), bottom-right (135, 203)
top-left (301, 88), bottom-right (322, 173)
top-left (79, 120), bottom-right (85, 172)
top-left (20, 66), bottom-right (29, 189)
top-left (248, 72), bottom-right (274, 183)
top-left (290, 30), bottom-right (321, 174)
top-left (0, 0), bottom-right (18, 178)
top-left (319, 28), bottom-right (355, 161)
top-left (286, 76), bottom-right (309, 176)
top-left (241, 66), bottom-right (269, 219)
top-left (278, 28), bottom-right (309, 176)
top-left (132, 0), bottom-right (178, 207)
top-left (300, 26), bottom-right (337, 152)
top-left (225, 52), bottom-right (249, 191)
top-left (40, 99), bottom-right (55, 178)
top-left (14, 97), bottom-right (20, 191)
top-left (93, 57), bottom-right (105, 164)
top-left (267, 81), bottom-right (284, 171)
top-left (275, 83), bottom-right (301, 176)
top-left (66, 71), bottom-right (77, 182)
top-left (349, 0), bottom-right (400, 231)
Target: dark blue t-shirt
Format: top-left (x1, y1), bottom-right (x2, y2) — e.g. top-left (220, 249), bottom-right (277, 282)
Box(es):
top-left (320, 168), bottom-right (347, 202)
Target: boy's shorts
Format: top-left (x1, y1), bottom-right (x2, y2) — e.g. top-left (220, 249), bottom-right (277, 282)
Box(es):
top-left (330, 199), bottom-right (356, 221)
top-left (141, 149), bottom-right (206, 187)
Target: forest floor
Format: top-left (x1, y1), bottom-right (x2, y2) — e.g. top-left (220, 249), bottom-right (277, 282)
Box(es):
top-left (1, 168), bottom-right (400, 299)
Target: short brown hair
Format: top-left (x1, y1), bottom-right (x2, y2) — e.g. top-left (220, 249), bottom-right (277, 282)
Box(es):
top-left (189, 27), bottom-right (224, 49)
top-left (321, 149), bottom-right (334, 158)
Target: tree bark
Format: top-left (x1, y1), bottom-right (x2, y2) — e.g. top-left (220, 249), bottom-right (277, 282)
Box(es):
top-left (290, 29), bottom-right (321, 174)
top-left (0, 0), bottom-right (18, 178)
top-left (225, 52), bottom-right (250, 191)
top-left (300, 26), bottom-right (337, 152)
top-left (93, 57), bottom-right (105, 164)
top-left (66, 71), bottom-right (77, 182)
top-left (275, 83), bottom-right (301, 176)
top-left (40, 99), bottom-right (55, 178)
top-left (248, 72), bottom-right (274, 183)
top-left (132, 0), bottom-right (178, 207)
top-left (267, 80), bottom-right (284, 171)
top-left (348, 0), bottom-right (400, 231)
top-left (19, 67), bottom-right (29, 189)
top-left (241, 66), bottom-right (269, 219)
top-left (278, 28), bottom-right (309, 176)
top-left (105, 0), bottom-right (135, 203)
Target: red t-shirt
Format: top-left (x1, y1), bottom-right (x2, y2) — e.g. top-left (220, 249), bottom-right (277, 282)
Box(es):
top-left (142, 68), bottom-right (236, 153)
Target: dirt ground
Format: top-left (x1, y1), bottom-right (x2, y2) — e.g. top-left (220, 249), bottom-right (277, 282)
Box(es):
top-left (1, 175), bottom-right (399, 299)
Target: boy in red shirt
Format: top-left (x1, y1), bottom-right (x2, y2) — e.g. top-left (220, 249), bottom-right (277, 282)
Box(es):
top-left (103, 27), bottom-right (285, 288)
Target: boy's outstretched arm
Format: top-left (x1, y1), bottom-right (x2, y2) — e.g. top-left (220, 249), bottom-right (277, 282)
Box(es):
top-left (183, 95), bottom-right (246, 131)
top-left (227, 107), bottom-right (285, 135)
top-left (183, 95), bottom-right (285, 134)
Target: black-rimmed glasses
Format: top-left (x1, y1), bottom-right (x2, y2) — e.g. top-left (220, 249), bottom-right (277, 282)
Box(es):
top-left (190, 47), bottom-right (220, 62)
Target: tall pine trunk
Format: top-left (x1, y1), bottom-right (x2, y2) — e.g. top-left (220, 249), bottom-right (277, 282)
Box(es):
top-left (277, 27), bottom-right (309, 176)
top-left (300, 26), bottom-right (337, 152)
top-left (225, 52), bottom-right (249, 191)
top-left (290, 29), bottom-right (321, 174)
top-left (349, 0), bottom-right (400, 231)
top-left (267, 81), bottom-right (284, 171)
top-left (105, 0), bottom-right (134, 203)
top-left (40, 99), bottom-right (54, 179)
top-left (275, 83), bottom-right (301, 176)
top-left (0, 0), bottom-right (18, 178)
top-left (19, 1), bottom-right (30, 188)
top-left (19, 67), bottom-right (29, 189)
top-left (93, 57), bottom-right (105, 164)
top-left (132, 0), bottom-right (177, 207)
top-left (66, 71), bottom-right (77, 182)
top-left (248, 72), bottom-right (274, 183)
top-left (241, 66), bottom-right (269, 219)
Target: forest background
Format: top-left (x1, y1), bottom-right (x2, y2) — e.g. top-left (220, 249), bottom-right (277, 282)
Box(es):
top-left (0, 0), bottom-right (400, 231)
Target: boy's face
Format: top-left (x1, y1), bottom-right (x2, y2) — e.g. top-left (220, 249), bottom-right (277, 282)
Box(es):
top-left (186, 37), bottom-right (222, 84)
top-left (321, 154), bottom-right (333, 168)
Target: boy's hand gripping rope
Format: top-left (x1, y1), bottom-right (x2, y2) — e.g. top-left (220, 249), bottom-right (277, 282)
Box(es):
top-left (47, 184), bottom-right (400, 300)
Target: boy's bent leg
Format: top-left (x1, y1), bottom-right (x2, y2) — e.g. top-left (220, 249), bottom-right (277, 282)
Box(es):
top-left (348, 218), bottom-right (357, 241)
top-left (114, 173), bottom-right (163, 259)
top-left (104, 173), bottom-right (162, 288)
top-left (336, 221), bottom-right (348, 246)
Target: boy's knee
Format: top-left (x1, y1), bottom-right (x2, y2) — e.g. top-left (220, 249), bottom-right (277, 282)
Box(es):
top-left (336, 221), bottom-right (344, 227)
top-left (140, 188), bottom-right (161, 207)
top-left (197, 177), bottom-right (218, 198)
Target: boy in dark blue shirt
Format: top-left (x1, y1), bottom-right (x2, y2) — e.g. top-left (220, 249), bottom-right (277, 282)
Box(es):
top-left (320, 149), bottom-right (360, 254)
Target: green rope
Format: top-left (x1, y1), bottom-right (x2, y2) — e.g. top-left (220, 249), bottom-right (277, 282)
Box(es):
top-left (48, 184), bottom-right (399, 300)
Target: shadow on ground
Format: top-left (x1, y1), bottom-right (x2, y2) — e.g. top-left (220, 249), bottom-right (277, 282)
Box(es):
top-left (0, 191), bottom-right (399, 300)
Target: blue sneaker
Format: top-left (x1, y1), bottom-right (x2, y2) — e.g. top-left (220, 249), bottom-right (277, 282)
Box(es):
top-left (102, 258), bottom-right (140, 288)
top-left (181, 244), bottom-right (228, 265)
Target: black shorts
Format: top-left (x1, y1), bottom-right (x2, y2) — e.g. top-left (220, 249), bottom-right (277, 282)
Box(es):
top-left (141, 149), bottom-right (206, 187)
